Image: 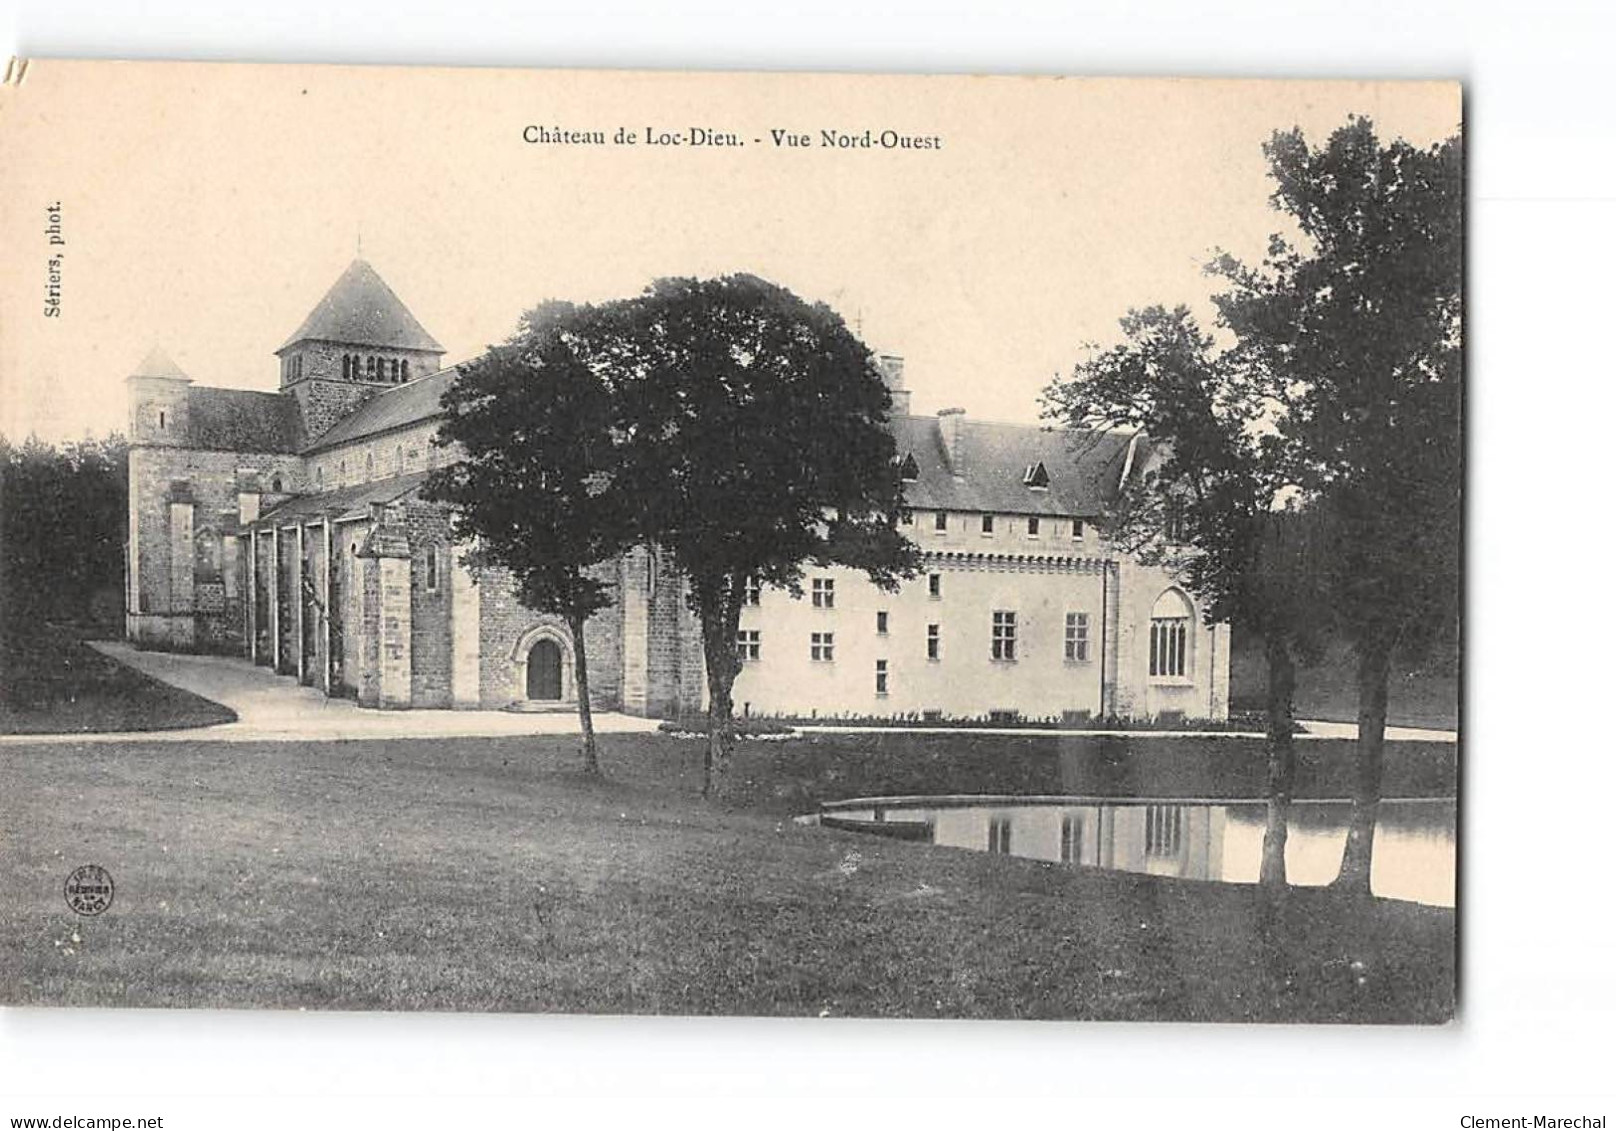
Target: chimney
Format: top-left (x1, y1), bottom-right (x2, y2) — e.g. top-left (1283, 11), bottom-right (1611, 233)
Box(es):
top-left (876, 354), bottom-right (912, 416)
top-left (937, 407), bottom-right (967, 479)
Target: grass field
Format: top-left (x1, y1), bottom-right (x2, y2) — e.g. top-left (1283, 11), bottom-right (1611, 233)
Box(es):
top-left (0, 623), bottom-right (236, 734)
top-left (0, 730), bottom-right (1455, 1021)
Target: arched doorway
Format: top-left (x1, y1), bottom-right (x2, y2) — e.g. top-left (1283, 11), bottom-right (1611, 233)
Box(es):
top-left (526, 638), bottom-right (563, 701)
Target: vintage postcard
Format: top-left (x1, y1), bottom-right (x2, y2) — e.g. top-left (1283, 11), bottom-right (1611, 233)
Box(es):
top-left (0, 61), bottom-right (1460, 1021)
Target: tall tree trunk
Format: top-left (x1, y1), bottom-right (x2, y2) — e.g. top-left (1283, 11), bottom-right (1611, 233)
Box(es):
top-left (1259, 632), bottom-right (1297, 891)
top-left (1336, 634), bottom-right (1393, 896)
top-left (567, 610), bottom-right (601, 778)
top-left (696, 579), bottom-right (743, 799)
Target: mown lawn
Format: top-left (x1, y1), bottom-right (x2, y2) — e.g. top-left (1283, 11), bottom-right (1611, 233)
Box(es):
top-left (0, 623), bottom-right (236, 734)
top-left (0, 733), bottom-right (1454, 1021)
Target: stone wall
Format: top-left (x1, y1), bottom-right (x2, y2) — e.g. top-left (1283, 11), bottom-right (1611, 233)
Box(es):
top-left (289, 376), bottom-right (387, 445)
top-left (405, 502), bottom-right (454, 708)
top-left (730, 554), bottom-right (1113, 721)
top-left (128, 444), bottom-right (301, 650)
top-left (474, 562), bottom-right (624, 711)
top-left (333, 518), bottom-right (368, 696)
top-left (280, 339), bottom-right (441, 389)
top-left (307, 423), bottom-right (459, 491)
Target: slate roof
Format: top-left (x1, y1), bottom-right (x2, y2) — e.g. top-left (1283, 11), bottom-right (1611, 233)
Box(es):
top-left (891, 415), bottom-right (1138, 518)
top-left (302, 364), bottom-right (461, 453)
top-left (302, 364), bottom-right (1137, 518)
top-left (248, 469), bottom-right (437, 529)
top-left (187, 387), bottom-right (305, 454)
top-left (277, 259), bottom-right (445, 354)
top-left (132, 345), bottom-right (189, 379)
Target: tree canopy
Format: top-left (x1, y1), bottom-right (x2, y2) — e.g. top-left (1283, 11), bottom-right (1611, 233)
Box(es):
top-left (425, 300), bottom-right (635, 774)
top-left (1044, 305), bottom-right (1330, 888)
top-left (426, 275), bottom-right (919, 792)
top-left (605, 274), bottom-right (920, 792)
top-left (0, 432), bottom-right (128, 633)
top-left (1210, 116), bottom-right (1462, 893)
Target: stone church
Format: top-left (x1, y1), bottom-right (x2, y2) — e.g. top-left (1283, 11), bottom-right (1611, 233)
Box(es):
top-left (125, 259), bottom-right (1230, 721)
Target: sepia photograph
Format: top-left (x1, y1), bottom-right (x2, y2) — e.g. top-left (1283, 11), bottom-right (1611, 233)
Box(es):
top-left (0, 62), bottom-right (1461, 1027)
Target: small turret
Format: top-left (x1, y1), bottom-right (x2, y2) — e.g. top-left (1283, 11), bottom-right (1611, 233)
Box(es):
top-left (126, 346), bottom-right (192, 446)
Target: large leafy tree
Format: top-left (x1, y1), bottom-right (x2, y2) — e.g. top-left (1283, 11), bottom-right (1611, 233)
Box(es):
top-left (0, 432), bottom-right (128, 633)
top-left (1044, 305), bottom-right (1329, 891)
top-left (1210, 117), bottom-right (1462, 895)
top-left (606, 274), bottom-right (920, 796)
top-left (425, 301), bottom-right (633, 777)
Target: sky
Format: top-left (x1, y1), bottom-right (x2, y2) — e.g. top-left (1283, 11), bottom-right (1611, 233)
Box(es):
top-left (0, 63), bottom-right (1459, 442)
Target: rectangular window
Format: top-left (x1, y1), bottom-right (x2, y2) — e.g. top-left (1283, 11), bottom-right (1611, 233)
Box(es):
top-left (811, 632), bottom-right (835, 662)
top-left (991, 610), bottom-right (1017, 661)
top-left (988, 816), bottom-right (1013, 855)
top-left (1028, 516), bottom-right (1041, 537)
top-left (876, 610), bottom-right (889, 635)
top-left (812, 577), bottom-right (835, 608)
top-left (743, 575), bottom-right (762, 606)
top-left (1149, 617), bottom-right (1190, 678)
top-left (1145, 805), bottom-right (1183, 857)
top-left (736, 629), bottom-right (761, 662)
top-left (1072, 519), bottom-right (1085, 540)
top-left (1065, 611), bottom-right (1090, 662)
top-left (927, 573), bottom-right (942, 599)
top-left (425, 546), bottom-right (441, 592)
top-left (980, 514), bottom-right (994, 535)
top-left (874, 659), bottom-right (888, 696)
top-left (934, 511), bottom-right (948, 532)
top-left (926, 623), bottom-right (940, 661)
top-left (1060, 813), bottom-right (1084, 864)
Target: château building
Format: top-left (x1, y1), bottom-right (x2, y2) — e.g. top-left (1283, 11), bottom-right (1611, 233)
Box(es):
top-left (125, 258), bottom-right (1229, 722)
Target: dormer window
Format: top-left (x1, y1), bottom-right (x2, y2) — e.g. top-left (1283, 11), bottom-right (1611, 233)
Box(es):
top-left (898, 453), bottom-right (920, 482)
top-left (1023, 461), bottom-right (1050, 490)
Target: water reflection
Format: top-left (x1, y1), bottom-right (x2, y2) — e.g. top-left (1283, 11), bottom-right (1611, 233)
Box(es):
top-left (820, 797), bottom-right (1456, 908)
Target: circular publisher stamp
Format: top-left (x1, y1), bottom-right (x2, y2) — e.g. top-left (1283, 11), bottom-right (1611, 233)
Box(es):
top-left (63, 864), bottom-right (114, 916)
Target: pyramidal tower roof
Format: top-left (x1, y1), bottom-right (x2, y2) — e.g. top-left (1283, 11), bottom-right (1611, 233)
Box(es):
top-left (278, 258), bottom-right (444, 354)
top-left (132, 344), bottom-right (189, 380)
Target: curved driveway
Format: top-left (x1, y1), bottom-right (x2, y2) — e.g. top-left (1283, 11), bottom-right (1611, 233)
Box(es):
top-left (0, 642), bottom-right (662, 745)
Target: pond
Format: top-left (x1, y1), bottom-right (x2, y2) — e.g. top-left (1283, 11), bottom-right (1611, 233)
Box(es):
top-left (815, 795), bottom-right (1456, 908)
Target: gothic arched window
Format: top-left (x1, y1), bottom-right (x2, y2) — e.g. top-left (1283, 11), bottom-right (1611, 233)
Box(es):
top-left (1149, 588), bottom-right (1193, 679)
